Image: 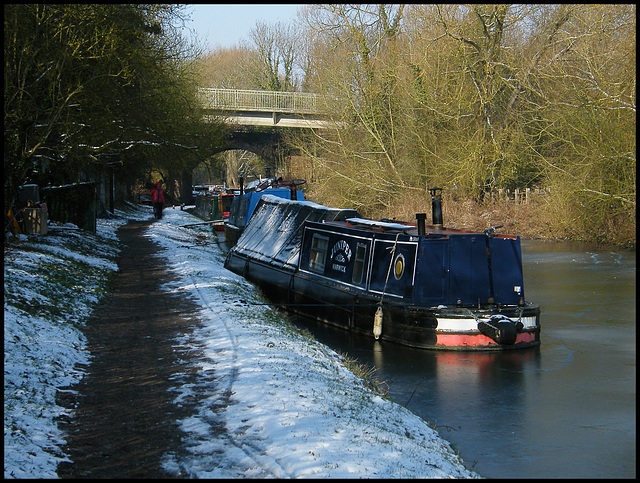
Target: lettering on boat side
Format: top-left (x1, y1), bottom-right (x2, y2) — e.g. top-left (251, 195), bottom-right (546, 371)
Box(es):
top-left (330, 240), bottom-right (352, 273)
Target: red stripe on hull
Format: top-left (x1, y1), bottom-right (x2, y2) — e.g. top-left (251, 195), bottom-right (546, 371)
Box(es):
top-left (436, 331), bottom-right (537, 349)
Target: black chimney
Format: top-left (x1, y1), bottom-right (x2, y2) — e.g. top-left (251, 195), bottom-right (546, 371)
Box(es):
top-left (416, 213), bottom-right (426, 236)
top-left (429, 187), bottom-right (443, 228)
top-left (239, 176), bottom-right (244, 195)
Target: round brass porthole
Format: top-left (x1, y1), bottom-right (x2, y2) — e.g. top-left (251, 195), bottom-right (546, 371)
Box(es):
top-left (393, 253), bottom-right (405, 280)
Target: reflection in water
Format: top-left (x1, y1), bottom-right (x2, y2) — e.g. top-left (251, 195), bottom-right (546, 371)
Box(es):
top-left (288, 240), bottom-right (635, 478)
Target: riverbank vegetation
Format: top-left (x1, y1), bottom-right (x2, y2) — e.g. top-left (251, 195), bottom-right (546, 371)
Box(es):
top-left (295, 5), bottom-right (635, 247)
top-left (5, 5), bottom-right (634, 247)
top-left (4, 4), bottom-right (225, 206)
top-left (199, 4), bottom-right (635, 247)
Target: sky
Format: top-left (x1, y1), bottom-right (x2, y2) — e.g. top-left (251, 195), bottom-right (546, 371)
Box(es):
top-left (183, 4), bottom-right (306, 52)
top-left (4, 203), bottom-right (478, 478)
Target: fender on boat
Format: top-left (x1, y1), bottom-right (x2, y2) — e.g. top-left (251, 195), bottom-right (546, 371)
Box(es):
top-left (373, 306), bottom-right (383, 339)
top-left (477, 314), bottom-right (524, 345)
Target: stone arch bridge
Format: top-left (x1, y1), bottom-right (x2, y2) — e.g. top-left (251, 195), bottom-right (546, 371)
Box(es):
top-left (173, 88), bottom-right (333, 203)
top-left (199, 87), bottom-right (333, 165)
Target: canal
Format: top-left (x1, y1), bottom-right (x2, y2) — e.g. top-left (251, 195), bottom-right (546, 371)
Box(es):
top-left (290, 240), bottom-right (636, 478)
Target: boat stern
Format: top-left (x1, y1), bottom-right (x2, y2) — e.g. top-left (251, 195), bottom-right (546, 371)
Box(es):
top-left (428, 305), bottom-right (541, 350)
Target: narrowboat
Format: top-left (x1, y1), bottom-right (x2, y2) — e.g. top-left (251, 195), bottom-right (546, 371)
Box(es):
top-left (224, 189), bottom-right (541, 351)
top-left (193, 190), bottom-right (236, 230)
top-left (225, 176), bottom-right (306, 246)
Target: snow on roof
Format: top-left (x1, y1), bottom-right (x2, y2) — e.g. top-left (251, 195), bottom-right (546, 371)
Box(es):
top-left (258, 193), bottom-right (345, 210)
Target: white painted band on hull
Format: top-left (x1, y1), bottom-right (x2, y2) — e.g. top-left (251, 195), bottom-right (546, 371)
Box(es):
top-left (436, 315), bottom-right (538, 332)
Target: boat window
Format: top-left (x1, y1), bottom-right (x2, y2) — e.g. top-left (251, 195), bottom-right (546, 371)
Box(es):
top-left (309, 234), bottom-right (329, 272)
top-left (352, 243), bottom-right (367, 284)
top-left (393, 253), bottom-right (405, 280)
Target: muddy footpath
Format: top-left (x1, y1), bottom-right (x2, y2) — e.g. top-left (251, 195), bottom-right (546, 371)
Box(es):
top-left (56, 220), bottom-right (206, 478)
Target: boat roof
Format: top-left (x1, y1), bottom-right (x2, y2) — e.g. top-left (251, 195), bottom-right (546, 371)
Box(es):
top-left (240, 195), bottom-right (518, 242)
top-left (345, 217), bottom-right (412, 231)
top-left (320, 217), bottom-right (511, 238)
top-left (232, 195), bottom-right (360, 270)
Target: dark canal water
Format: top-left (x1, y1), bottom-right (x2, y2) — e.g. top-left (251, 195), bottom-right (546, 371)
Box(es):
top-left (290, 240), bottom-right (636, 478)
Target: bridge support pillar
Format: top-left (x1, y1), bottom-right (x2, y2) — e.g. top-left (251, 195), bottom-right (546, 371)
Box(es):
top-left (167, 169), bottom-right (193, 205)
top-left (178, 171), bottom-right (193, 205)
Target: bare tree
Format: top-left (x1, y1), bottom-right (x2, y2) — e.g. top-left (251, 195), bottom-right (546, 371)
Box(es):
top-left (291, 4), bottom-right (634, 243)
top-left (195, 46), bottom-right (262, 89)
top-left (291, 5), bottom-right (415, 214)
top-left (249, 20), bottom-right (300, 91)
top-left (521, 4), bottom-right (636, 241)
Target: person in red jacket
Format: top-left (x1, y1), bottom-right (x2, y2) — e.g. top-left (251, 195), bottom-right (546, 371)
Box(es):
top-left (151, 182), bottom-right (165, 219)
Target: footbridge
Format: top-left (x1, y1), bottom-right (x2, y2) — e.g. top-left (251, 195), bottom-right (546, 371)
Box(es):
top-left (198, 88), bottom-right (334, 129)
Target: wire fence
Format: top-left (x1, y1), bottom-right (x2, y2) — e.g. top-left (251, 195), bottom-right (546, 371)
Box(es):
top-left (487, 187), bottom-right (550, 204)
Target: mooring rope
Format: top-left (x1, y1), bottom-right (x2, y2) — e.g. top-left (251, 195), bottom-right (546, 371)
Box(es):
top-left (374, 233), bottom-right (402, 339)
top-left (380, 232), bottom-right (401, 306)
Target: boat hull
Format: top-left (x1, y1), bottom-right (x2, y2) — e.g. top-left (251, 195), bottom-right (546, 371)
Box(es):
top-left (225, 251), bottom-right (540, 351)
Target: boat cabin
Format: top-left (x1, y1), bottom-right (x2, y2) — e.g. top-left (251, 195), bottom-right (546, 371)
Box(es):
top-left (299, 219), bottom-right (526, 308)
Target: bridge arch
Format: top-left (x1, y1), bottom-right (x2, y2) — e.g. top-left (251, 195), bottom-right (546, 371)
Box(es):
top-left (216, 127), bottom-right (283, 164)
top-left (189, 126), bottom-right (301, 191)
top-left (198, 88), bottom-right (332, 169)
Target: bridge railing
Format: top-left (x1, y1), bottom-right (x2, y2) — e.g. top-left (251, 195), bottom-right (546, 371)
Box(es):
top-left (198, 88), bottom-right (322, 115)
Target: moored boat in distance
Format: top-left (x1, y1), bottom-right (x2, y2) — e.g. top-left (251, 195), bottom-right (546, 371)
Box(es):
top-left (193, 188), bottom-right (236, 230)
top-left (224, 188), bottom-right (541, 350)
top-left (224, 175), bottom-right (306, 246)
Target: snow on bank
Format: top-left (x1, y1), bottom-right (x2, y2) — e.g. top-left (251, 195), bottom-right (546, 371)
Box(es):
top-left (4, 207), bottom-right (144, 478)
top-left (4, 204), bottom-right (478, 478)
top-left (148, 208), bottom-right (478, 478)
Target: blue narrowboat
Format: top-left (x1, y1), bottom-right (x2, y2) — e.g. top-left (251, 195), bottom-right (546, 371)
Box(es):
top-left (224, 176), bottom-right (306, 246)
top-left (224, 190), bottom-right (541, 350)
